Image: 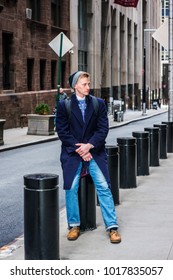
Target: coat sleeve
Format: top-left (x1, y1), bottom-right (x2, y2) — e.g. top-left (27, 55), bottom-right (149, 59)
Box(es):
top-left (56, 101), bottom-right (78, 154)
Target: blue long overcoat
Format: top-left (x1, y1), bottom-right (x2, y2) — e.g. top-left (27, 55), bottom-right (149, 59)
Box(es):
top-left (56, 93), bottom-right (111, 190)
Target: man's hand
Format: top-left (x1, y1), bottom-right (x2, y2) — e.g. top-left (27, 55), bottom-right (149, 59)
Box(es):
top-left (60, 88), bottom-right (64, 94)
top-left (82, 152), bottom-right (93, 161)
top-left (75, 143), bottom-right (93, 157)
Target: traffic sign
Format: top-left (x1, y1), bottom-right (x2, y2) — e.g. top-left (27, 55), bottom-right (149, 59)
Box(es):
top-left (49, 32), bottom-right (74, 57)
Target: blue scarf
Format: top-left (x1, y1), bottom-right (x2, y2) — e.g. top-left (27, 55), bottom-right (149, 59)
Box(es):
top-left (78, 99), bottom-right (87, 121)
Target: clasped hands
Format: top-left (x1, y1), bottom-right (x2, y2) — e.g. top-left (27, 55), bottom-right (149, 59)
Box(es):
top-left (75, 143), bottom-right (93, 162)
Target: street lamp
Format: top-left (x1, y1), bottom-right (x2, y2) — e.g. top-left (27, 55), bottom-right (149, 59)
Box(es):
top-left (142, 28), bottom-right (156, 116)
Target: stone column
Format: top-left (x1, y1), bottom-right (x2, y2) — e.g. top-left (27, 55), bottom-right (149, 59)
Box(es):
top-left (69, 0), bottom-right (78, 73)
top-left (128, 20), bottom-right (135, 110)
top-left (87, 0), bottom-right (102, 95)
top-left (120, 14), bottom-right (128, 109)
top-left (112, 8), bottom-right (121, 100)
top-left (101, 1), bottom-right (112, 97)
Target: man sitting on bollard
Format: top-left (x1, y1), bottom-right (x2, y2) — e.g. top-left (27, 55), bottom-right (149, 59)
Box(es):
top-left (56, 71), bottom-right (121, 244)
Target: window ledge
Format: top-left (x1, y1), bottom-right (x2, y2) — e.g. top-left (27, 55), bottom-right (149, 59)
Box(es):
top-left (51, 25), bottom-right (68, 33)
top-left (26, 19), bottom-right (48, 29)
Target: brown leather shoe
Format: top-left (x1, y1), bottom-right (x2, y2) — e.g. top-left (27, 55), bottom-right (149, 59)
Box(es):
top-left (67, 227), bottom-right (80, 241)
top-left (109, 230), bottom-right (121, 243)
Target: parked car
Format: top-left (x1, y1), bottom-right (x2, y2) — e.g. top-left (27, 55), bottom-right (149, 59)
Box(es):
top-left (152, 101), bottom-right (158, 110)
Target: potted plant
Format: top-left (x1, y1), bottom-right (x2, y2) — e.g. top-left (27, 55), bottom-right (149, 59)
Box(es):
top-left (35, 103), bottom-right (50, 115)
top-left (27, 103), bottom-right (55, 136)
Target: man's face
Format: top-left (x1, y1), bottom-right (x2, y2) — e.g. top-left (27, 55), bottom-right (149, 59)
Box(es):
top-left (74, 76), bottom-right (90, 98)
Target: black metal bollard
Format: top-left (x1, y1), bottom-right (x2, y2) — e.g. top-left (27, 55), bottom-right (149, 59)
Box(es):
top-left (78, 175), bottom-right (96, 231)
top-left (24, 173), bottom-right (59, 260)
top-left (153, 124), bottom-right (167, 159)
top-left (105, 145), bottom-right (120, 205)
top-left (0, 119), bottom-right (6, 146)
top-left (144, 127), bottom-right (160, 166)
top-left (162, 121), bottom-right (173, 153)
top-left (132, 131), bottom-right (150, 176)
top-left (117, 137), bottom-right (137, 189)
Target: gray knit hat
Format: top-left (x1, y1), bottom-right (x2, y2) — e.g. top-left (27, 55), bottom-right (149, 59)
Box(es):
top-left (68, 71), bottom-right (88, 89)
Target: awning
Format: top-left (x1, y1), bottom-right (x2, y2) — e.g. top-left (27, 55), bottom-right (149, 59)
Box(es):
top-left (113, 0), bottom-right (139, 7)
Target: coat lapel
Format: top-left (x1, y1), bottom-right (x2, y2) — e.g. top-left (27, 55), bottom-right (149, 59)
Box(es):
top-left (71, 94), bottom-right (84, 127)
top-left (84, 96), bottom-right (95, 128)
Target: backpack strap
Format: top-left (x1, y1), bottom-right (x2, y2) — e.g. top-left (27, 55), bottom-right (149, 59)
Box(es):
top-left (64, 95), bottom-right (99, 119)
top-left (64, 97), bottom-right (71, 119)
top-left (90, 95), bottom-right (99, 115)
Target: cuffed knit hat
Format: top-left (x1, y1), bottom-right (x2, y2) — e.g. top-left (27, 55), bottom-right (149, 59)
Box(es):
top-left (68, 71), bottom-right (88, 89)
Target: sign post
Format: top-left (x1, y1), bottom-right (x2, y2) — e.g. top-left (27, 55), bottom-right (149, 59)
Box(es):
top-left (49, 32), bottom-right (73, 109)
top-left (56, 33), bottom-right (63, 107)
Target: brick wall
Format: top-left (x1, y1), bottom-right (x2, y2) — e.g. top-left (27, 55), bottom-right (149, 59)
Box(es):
top-left (0, 87), bottom-right (74, 129)
top-left (0, 0), bottom-right (70, 92)
top-left (0, 0), bottom-right (71, 128)
top-left (0, 90), bottom-right (58, 129)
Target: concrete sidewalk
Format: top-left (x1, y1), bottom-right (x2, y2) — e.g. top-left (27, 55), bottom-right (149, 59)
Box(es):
top-left (1, 106), bottom-right (173, 260)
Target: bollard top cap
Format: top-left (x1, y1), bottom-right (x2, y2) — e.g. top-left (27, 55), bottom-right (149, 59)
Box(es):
top-left (24, 173), bottom-right (59, 190)
top-left (153, 124), bottom-right (167, 128)
top-left (144, 127), bottom-right (159, 133)
top-left (117, 137), bottom-right (136, 145)
top-left (132, 131), bottom-right (149, 138)
top-left (105, 145), bottom-right (119, 155)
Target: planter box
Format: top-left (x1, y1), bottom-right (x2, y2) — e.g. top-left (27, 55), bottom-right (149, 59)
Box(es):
top-left (27, 114), bottom-right (55, 136)
top-left (0, 119), bottom-right (6, 145)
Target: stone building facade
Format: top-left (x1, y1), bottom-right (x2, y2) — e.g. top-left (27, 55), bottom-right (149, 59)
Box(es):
top-left (70, 0), bottom-right (161, 111)
top-left (0, 0), bottom-right (161, 128)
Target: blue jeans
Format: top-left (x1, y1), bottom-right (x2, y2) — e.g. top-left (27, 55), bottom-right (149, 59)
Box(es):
top-left (65, 159), bottom-right (118, 231)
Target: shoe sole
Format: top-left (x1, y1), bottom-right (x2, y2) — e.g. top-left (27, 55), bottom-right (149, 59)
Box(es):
top-left (67, 234), bottom-right (80, 241)
top-left (67, 237), bottom-right (79, 241)
top-left (110, 239), bottom-right (121, 244)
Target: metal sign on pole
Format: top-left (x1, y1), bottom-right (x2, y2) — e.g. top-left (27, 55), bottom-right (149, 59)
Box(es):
top-left (168, 2), bottom-right (173, 121)
top-left (49, 32), bottom-right (74, 109)
top-left (57, 33), bottom-right (63, 107)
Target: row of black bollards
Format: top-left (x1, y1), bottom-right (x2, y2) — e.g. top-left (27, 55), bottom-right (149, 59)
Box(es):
top-left (23, 121), bottom-right (173, 260)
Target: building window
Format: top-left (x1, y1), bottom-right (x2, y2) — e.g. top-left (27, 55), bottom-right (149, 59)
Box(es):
top-left (78, 50), bottom-right (87, 71)
top-left (51, 0), bottom-right (61, 27)
top-left (40, 59), bottom-right (46, 90)
top-left (78, 0), bottom-right (88, 70)
top-left (27, 58), bottom-right (34, 91)
top-left (78, 0), bottom-right (87, 30)
top-left (27, 0), bottom-right (40, 21)
top-left (2, 32), bottom-right (13, 90)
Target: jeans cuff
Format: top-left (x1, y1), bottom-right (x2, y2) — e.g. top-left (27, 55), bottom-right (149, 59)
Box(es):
top-left (68, 223), bottom-right (80, 228)
top-left (106, 225), bottom-right (119, 231)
